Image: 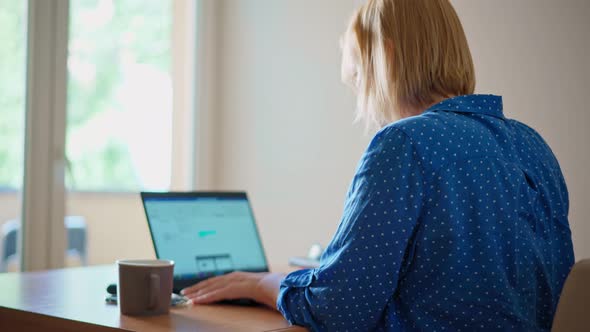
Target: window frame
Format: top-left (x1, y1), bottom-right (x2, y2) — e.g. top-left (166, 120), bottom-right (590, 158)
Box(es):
top-left (21, 0), bottom-right (69, 271)
top-left (20, 0), bottom-right (204, 271)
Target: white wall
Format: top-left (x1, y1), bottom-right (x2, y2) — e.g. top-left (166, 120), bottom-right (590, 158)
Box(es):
top-left (211, 0), bottom-right (590, 266)
top-left (212, 0), bottom-right (368, 266)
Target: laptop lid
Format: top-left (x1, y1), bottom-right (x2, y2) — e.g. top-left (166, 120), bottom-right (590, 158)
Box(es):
top-left (140, 192), bottom-right (269, 282)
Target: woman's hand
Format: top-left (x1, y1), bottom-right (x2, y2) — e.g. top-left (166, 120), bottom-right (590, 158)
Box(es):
top-left (180, 272), bottom-right (285, 309)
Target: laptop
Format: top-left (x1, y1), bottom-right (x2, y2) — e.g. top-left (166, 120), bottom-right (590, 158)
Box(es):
top-left (140, 192), bottom-right (269, 294)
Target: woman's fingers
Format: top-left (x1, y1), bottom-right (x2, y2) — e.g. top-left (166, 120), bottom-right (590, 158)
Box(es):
top-left (183, 273), bottom-right (262, 305)
top-left (180, 276), bottom-right (223, 295)
top-left (180, 280), bottom-right (208, 296)
top-left (188, 272), bottom-right (281, 308)
top-left (191, 286), bottom-right (236, 304)
top-left (186, 279), bottom-right (250, 302)
top-left (182, 278), bottom-right (226, 297)
top-left (181, 272), bottom-right (249, 297)
top-left (180, 273), bottom-right (234, 295)
top-left (183, 284), bottom-right (224, 300)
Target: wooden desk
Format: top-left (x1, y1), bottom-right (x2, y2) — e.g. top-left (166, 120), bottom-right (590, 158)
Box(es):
top-left (0, 265), bottom-right (306, 332)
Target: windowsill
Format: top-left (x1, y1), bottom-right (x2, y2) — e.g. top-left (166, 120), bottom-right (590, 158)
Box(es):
top-left (0, 189), bottom-right (142, 196)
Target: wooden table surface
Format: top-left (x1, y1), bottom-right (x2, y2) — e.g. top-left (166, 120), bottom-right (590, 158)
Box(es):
top-left (0, 265), bottom-right (307, 332)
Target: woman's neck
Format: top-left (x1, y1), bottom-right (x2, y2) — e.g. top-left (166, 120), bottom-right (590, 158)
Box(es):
top-left (400, 94), bottom-right (457, 119)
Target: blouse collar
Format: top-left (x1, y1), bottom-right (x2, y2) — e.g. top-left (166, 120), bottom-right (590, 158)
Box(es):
top-left (425, 94), bottom-right (504, 119)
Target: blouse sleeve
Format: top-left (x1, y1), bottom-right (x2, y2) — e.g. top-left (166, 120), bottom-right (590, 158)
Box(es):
top-left (276, 127), bottom-right (426, 331)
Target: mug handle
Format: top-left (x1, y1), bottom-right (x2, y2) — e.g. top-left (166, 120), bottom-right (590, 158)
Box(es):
top-left (148, 273), bottom-right (160, 310)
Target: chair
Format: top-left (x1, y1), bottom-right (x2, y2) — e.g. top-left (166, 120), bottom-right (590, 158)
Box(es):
top-left (0, 219), bottom-right (19, 272)
top-left (0, 216), bottom-right (88, 272)
top-left (65, 216), bottom-right (88, 266)
top-left (552, 259), bottom-right (590, 332)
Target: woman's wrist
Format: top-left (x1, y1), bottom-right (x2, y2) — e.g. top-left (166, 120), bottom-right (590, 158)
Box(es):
top-left (254, 272), bottom-right (286, 309)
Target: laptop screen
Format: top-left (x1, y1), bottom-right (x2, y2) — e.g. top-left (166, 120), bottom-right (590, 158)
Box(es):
top-left (142, 193), bottom-right (268, 279)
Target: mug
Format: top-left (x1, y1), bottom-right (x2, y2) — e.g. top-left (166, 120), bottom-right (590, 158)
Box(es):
top-left (117, 259), bottom-right (174, 316)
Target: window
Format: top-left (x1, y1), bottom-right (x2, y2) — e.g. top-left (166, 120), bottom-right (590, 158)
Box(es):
top-left (0, 0), bottom-right (27, 272)
top-left (2, 0), bottom-right (198, 272)
top-left (0, 0), bottom-right (27, 190)
top-left (66, 0), bottom-right (173, 191)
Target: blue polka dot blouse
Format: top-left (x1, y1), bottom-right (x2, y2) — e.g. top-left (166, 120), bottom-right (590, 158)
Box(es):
top-left (277, 94), bottom-right (575, 331)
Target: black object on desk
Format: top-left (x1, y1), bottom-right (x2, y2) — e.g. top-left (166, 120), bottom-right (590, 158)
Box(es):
top-left (106, 283), bottom-right (117, 295)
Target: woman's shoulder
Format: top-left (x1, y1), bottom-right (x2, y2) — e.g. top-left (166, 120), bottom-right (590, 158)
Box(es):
top-left (362, 116), bottom-right (434, 166)
top-left (375, 112), bottom-right (444, 145)
top-left (366, 112), bottom-right (460, 174)
top-left (506, 118), bottom-right (547, 145)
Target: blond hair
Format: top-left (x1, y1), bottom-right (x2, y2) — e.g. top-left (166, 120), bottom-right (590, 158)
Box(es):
top-left (343, 0), bottom-right (475, 129)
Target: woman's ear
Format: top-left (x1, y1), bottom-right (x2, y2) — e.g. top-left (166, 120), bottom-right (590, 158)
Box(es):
top-left (383, 38), bottom-right (395, 65)
top-left (341, 34), bottom-right (361, 92)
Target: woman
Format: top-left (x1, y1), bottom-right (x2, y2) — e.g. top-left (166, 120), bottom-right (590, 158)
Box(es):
top-left (181, 0), bottom-right (574, 330)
